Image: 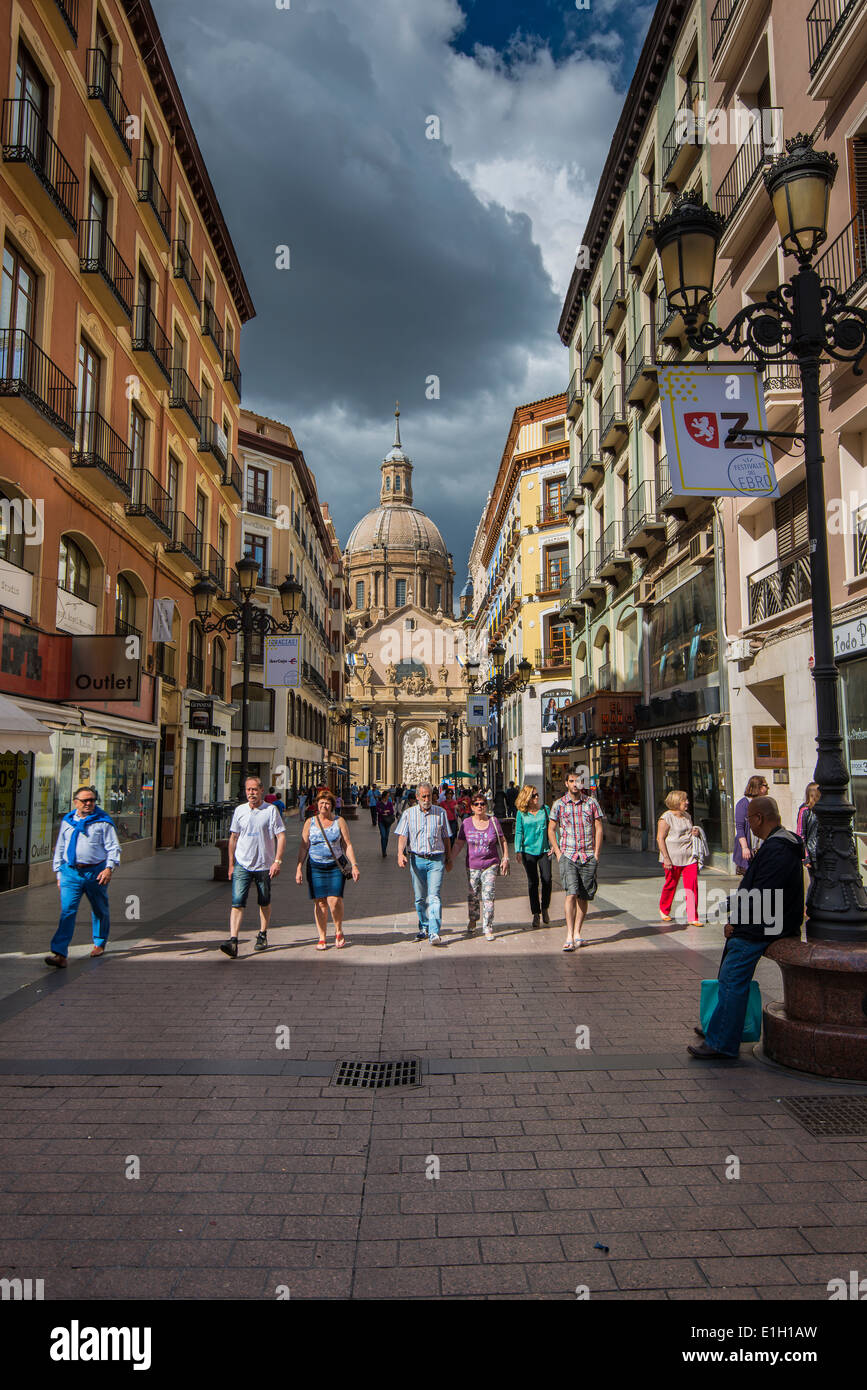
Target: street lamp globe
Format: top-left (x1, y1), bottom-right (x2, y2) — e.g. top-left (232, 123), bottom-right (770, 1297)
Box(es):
top-left (489, 642), bottom-right (506, 676)
top-left (192, 576), bottom-right (217, 622)
top-left (763, 133), bottom-right (837, 262)
top-left (652, 190), bottom-right (725, 322)
top-left (278, 574), bottom-right (303, 623)
top-left (236, 556), bottom-right (259, 597)
top-left (517, 657), bottom-right (533, 686)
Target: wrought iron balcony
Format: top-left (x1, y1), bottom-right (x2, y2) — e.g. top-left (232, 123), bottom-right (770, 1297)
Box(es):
top-left (563, 466), bottom-right (585, 514)
top-left (49, 0), bottom-right (78, 40)
top-left (814, 207), bottom-right (867, 302)
top-left (0, 328), bottom-right (76, 440)
top-left (807, 0), bottom-right (861, 72)
top-left (582, 327), bottom-right (603, 382)
top-left (201, 300), bottom-right (223, 356)
top-left (126, 467), bottom-right (172, 538)
top-left (748, 546), bottom-right (812, 623)
top-left (205, 544), bottom-right (227, 592)
top-left (86, 49), bottom-right (132, 157)
top-left (578, 673), bottom-right (594, 699)
top-left (222, 455), bottom-right (243, 498)
top-left (595, 520), bottom-right (630, 579)
top-left (717, 109), bottom-right (784, 226)
top-left (198, 416), bottom-right (228, 467)
top-left (624, 325), bottom-right (656, 406)
top-left (245, 492), bottom-right (276, 518)
top-left (169, 366), bottom-right (201, 431)
top-left (131, 304), bottom-right (171, 382)
top-left (628, 185), bottom-right (657, 271)
top-left (536, 501), bottom-right (567, 526)
top-left (602, 264), bottom-right (626, 333)
top-left (534, 644), bottom-right (572, 671)
top-left (578, 431), bottom-right (604, 487)
top-left (661, 82), bottom-right (705, 188)
top-left (172, 238), bottom-right (201, 306)
top-left (166, 511), bottom-right (204, 567)
top-left (567, 366), bottom-right (581, 419)
top-left (137, 157), bottom-right (170, 241)
top-left (115, 617), bottom-right (141, 640)
top-left (558, 571), bottom-right (582, 618)
top-left (154, 642), bottom-right (176, 684)
top-left (624, 479), bottom-right (666, 555)
top-left (1, 97), bottom-right (79, 229)
top-left (597, 662), bottom-right (612, 692)
top-left (600, 387), bottom-right (627, 450)
top-left (70, 411), bottom-right (132, 495)
top-left (78, 219), bottom-right (133, 317)
top-left (536, 569), bottom-right (568, 597)
top-left (223, 348), bottom-right (241, 398)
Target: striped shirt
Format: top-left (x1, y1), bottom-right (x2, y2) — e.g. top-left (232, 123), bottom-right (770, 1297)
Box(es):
top-left (395, 803), bottom-right (451, 856)
top-left (549, 794), bottom-right (604, 864)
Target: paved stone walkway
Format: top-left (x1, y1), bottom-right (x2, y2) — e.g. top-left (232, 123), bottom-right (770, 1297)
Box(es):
top-left (1, 815), bottom-right (865, 1299)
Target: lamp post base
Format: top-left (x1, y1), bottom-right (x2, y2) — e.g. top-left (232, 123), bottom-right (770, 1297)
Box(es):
top-left (762, 938), bottom-right (867, 1081)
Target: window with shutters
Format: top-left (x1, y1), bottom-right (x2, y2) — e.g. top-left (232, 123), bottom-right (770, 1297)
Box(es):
top-left (847, 134), bottom-right (867, 285)
top-left (774, 482), bottom-right (808, 559)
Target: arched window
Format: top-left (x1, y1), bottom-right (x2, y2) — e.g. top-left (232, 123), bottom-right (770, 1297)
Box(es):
top-left (385, 476), bottom-right (391, 490)
top-left (211, 638), bottom-right (225, 700)
top-left (59, 536), bottom-right (90, 599)
top-left (115, 574), bottom-right (137, 634)
top-left (394, 475), bottom-right (401, 492)
top-left (0, 490), bottom-right (25, 569)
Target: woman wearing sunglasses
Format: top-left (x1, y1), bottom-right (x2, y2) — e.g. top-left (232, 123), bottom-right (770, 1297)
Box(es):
top-left (453, 794), bottom-right (509, 940)
top-left (513, 784), bottom-right (552, 928)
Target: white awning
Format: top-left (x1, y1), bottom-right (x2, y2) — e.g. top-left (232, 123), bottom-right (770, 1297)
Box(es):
top-left (0, 693), bottom-right (54, 754)
top-left (637, 714), bottom-right (726, 742)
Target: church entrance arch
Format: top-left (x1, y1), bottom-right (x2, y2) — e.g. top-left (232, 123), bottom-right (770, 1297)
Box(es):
top-left (401, 726), bottom-right (431, 786)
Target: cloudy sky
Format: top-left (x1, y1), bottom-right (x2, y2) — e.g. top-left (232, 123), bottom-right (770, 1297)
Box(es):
top-left (152, 0), bottom-right (655, 585)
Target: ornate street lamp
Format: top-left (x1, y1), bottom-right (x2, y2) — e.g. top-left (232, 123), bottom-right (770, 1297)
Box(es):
top-left (466, 643), bottom-right (532, 819)
top-left (193, 565), bottom-right (302, 798)
top-left (652, 134), bottom-right (867, 1075)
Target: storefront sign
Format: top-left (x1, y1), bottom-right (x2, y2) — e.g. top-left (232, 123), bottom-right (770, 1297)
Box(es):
top-left (834, 616), bottom-right (867, 660)
top-left (264, 636), bottom-right (300, 688)
top-left (467, 694), bottom-right (489, 727)
top-left (542, 689), bottom-right (573, 733)
top-left (56, 589), bottom-right (98, 635)
top-left (189, 699), bottom-right (214, 732)
top-left (0, 559), bottom-right (32, 618)
top-left (69, 636), bottom-right (141, 702)
top-left (659, 365), bottom-right (778, 499)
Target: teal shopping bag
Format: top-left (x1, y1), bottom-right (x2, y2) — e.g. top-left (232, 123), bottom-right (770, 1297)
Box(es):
top-left (699, 979), bottom-right (762, 1043)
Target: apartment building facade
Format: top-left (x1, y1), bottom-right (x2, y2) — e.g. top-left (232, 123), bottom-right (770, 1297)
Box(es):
top-left (236, 410), bottom-right (345, 799)
top-left (0, 0), bottom-right (254, 880)
top-left (465, 395), bottom-right (571, 793)
top-left (705, 0), bottom-right (867, 868)
top-left (556, 0), bottom-right (736, 860)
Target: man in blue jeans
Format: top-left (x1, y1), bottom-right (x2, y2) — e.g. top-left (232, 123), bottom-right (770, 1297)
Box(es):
top-left (396, 782), bottom-right (453, 945)
top-left (689, 796), bottom-right (804, 1060)
top-left (45, 787), bottom-right (121, 967)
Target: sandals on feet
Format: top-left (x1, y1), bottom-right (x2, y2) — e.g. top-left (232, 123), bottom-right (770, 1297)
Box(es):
top-left (315, 941), bottom-right (328, 951)
top-left (335, 933), bottom-right (346, 948)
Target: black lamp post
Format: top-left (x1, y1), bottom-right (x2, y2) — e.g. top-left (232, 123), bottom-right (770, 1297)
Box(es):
top-left (329, 696), bottom-right (367, 786)
top-left (466, 646), bottom-right (533, 819)
top-left (193, 562), bottom-right (302, 799)
top-left (652, 134), bottom-right (867, 943)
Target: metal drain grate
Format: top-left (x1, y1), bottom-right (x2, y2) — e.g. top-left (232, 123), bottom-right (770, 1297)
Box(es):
top-left (331, 1058), bottom-right (421, 1090)
top-left (778, 1095), bottom-right (867, 1137)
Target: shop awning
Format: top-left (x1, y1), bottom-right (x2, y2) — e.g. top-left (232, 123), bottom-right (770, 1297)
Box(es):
top-left (637, 714), bottom-right (726, 741)
top-left (0, 694), bottom-right (53, 754)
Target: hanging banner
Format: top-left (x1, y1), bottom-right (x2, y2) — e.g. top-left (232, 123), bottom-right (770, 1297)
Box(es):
top-left (354, 725), bottom-right (370, 747)
top-left (438, 738), bottom-right (452, 756)
top-left (658, 365), bottom-right (779, 500)
top-left (264, 636), bottom-right (299, 689)
top-left (467, 694), bottom-right (489, 728)
top-left (151, 598), bottom-right (175, 643)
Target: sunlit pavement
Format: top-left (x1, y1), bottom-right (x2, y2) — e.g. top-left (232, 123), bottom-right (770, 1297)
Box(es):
top-left (0, 817), bottom-right (865, 1299)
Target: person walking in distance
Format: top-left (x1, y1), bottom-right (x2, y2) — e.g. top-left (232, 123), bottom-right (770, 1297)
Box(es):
top-left (367, 785), bottom-right (378, 827)
top-left (396, 782), bottom-right (452, 945)
top-left (657, 790), bottom-right (702, 926)
top-left (452, 792), bottom-right (509, 940)
top-left (296, 788), bottom-right (360, 949)
top-left (733, 775), bottom-right (768, 876)
top-left (796, 782), bottom-right (820, 883)
top-left (219, 776), bottom-right (286, 958)
top-left (45, 787), bottom-right (121, 967)
top-left (514, 784), bottom-right (552, 928)
top-left (376, 789), bottom-right (396, 858)
top-left (440, 785), bottom-right (459, 845)
top-left (548, 771), bottom-right (604, 951)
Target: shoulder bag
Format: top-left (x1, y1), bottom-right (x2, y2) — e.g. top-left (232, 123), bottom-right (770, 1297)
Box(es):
top-left (492, 817), bottom-right (510, 875)
top-left (315, 816), bottom-right (353, 879)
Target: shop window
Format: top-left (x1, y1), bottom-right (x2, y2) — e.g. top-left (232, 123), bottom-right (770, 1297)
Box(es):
top-left (753, 725), bottom-right (788, 769)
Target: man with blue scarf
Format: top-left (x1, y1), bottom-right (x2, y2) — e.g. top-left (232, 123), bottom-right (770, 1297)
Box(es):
top-left (45, 787), bottom-right (121, 967)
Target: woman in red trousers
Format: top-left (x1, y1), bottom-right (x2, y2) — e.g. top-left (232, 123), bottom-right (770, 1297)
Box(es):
top-left (656, 789), bottom-right (702, 926)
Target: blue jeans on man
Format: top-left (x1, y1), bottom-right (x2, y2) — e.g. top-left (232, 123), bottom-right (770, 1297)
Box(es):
top-left (409, 853), bottom-right (444, 939)
top-left (51, 863), bottom-right (110, 957)
top-left (704, 935), bottom-right (768, 1056)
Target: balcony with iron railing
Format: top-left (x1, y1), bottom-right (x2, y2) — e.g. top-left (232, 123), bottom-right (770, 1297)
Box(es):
top-left (711, 0), bottom-right (740, 56)
top-left (187, 653), bottom-right (205, 691)
top-left (582, 326), bottom-right (603, 383)
top-left (86, 48), bottom-right (132, 157)
top-left (1, 96), bottom-right (79, 231)
top-left (154, 642), bottom-right (176, 685)
top-left (575, 554), bottom-right (605, 603)
top-left (204, 544), bottom-right (227, 593)
top-left (536, 568), bottom-right (568, 597)
top-left (172, 238), bottom-right (201, 306)
top-left (600, 387), bottom-right (627, 451)
top-left (165, 511), bottom-right (204, 567)
top-left (578, 430), bottom-right (604, 488)
top-left (535, 642), bottom-right (572, 671)
top-left (602, 264), bottom-right (626, 333)
top-left (201, 300), bottom-right (223, 358)
top-left (807, 0), bottom-right (865, 82)
top-left (222, 454), bottom-right (243, 498)
top-left (114, 616), bottom-right (141, 641)
top-left (814, 206), bottom-right (867, 302)
top-left (628, 185), bottom-right (657, 272)
top-left (136, 156), bottom-right (170, 241)
top-left (223, 348), bottom-right (242, 398)
top-left (661, 82), bottom-right (705, 188)
top-left (198, 416), bottom-right (228, 468)
top-left (596, 662), bottom-right (613, 692)
top-left (716, 108), bottom-right (784, 233)
top-left (595, 520), bottom-right (630, 579)
top-left (245, 491), bottom-right (277, 518)
top-left (169, 366), bottom-right (202, 432)
top-left (624, 325), bottom-right (657, 406)
top-left (126, 467), bottom-right (172, 538)
top-left (78, 219), bottom-right (133, 318)
top-left (853, 500), bottom-right (867, 578)
top-left (45, 0), bottom-right (79, 41)
top-left (536, 500), bottom-right (567, 526)
top-left (567, 366), bottom-right (581, 419)
top-left (563, 466), bottom-right (585, 515)
top-left (747, 545), bottom-right (812, 624)
top-left (70, 411), bottom-right (132, 497)
top-left (656, 293), bottom-right (686, 350)
top-left (624, 479), bottom-right (666, 556)
top-left (131, 303), bottom-right (171, 382)
top-left (578, 673), bottom-right (594, 700)
top-left (0, 328), bottom-right (76, 441)
top-left (230, 567), bottom-right (281, 598)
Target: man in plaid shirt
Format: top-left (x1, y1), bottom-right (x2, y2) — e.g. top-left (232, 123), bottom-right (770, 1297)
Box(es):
top-left (548, 771), bottom-right (604, 951)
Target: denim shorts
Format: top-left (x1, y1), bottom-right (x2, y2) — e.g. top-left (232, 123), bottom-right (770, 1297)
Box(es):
top-left (231, 865), bottom-right (272, 908)
top-left (559, 854), bottom-right (598, 900)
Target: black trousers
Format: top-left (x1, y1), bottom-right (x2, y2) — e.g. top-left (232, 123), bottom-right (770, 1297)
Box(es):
top-left (521, 851), bottom-right (552, 914)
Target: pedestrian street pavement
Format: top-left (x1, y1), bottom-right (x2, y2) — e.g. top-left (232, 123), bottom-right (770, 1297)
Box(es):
top-left (1, 814), bottom-right (866, 1300)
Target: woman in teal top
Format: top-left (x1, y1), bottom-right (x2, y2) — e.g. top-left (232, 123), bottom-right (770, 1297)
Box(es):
top-left (514, 785), bottom-right (552, 928)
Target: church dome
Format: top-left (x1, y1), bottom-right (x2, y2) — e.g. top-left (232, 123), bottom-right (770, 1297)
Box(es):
top-left (346, 505), bottom-right (448, 556)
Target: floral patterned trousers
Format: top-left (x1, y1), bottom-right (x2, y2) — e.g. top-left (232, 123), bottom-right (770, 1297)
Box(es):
top-left (467, 865), bottom-right (498, 934)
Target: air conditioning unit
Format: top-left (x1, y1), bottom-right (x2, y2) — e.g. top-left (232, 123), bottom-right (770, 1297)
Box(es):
top-left (727, 638), bottom-right (753, 662)
top-left (635, 579), bottom-right (655, 607)
top-left (689, 530), bottom-right (714, 565)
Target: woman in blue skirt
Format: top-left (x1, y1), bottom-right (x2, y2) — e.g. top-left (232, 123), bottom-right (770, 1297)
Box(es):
top-left (296, 788), bottom-right (360, 949)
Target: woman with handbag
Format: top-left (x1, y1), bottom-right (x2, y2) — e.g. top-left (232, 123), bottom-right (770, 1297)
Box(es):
top-left (376, 791), bottom-right (396, 858)
top-left (513, 784), bottom-right (552, 928)
top-left (295, 788), bottom-right (359, 949)
top-left (657, 789), bottom-right (702, 926)
top-left (452, 792), bottom-right (509, 940)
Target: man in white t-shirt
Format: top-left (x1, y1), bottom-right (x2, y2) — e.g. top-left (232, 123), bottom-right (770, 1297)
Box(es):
top-left (219, 776), bottom-right (286, 958)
